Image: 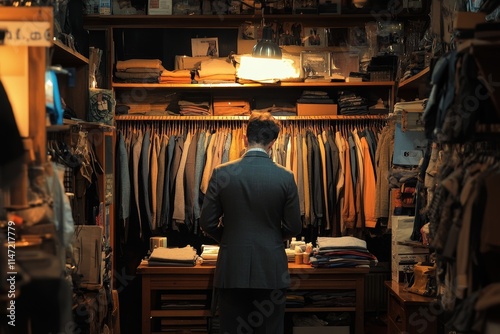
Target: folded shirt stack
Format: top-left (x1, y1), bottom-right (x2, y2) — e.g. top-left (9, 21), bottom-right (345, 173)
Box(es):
top-left (337, 90), bottom-right (368, 115)
top-left (297, 90), bottom-right (335, 104)
top-left (310, 236), bottom-right (378, 268)
top-left (115, 59), bottom-right (163, 83)
top-left (148, 245), bottom-right (198, 266)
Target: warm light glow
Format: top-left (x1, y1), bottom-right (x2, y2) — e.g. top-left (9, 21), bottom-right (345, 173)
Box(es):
top-left (236, 55), bottom-right (300, 83)
top-left (0, 45), bottom-right (29, 137)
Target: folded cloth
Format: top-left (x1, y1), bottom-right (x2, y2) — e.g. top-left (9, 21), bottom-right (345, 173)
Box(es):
top-left (116, 59), bottom-right (163, 71)
top-left (161, 69), bottom-right (192, 78)
top-left (114, 71), bottom-right (160, 81)
top-left (316, 236), bottom-right (367, 249)
top-left (198, 58), bottom-right (236, 77)
top-left (149, 245), bottom-right (197, 263)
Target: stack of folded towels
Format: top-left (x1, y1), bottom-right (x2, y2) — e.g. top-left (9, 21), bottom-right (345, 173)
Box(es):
top-left (148, 245), bottom-right (198, 266)
top-left (115, 58), bottom-right (163, 83)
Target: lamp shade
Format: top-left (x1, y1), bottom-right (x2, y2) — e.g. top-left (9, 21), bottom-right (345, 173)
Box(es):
top-left (252, 26), bottom-right (282, 59)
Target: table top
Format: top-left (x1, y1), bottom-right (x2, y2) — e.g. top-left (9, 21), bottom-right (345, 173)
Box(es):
top-left (384, 280), bottom-right (437, 305)
top-left (137, 260), bottom-right (370, 275)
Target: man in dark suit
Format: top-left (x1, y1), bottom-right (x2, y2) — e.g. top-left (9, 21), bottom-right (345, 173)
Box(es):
top-left (200, 111), bottom-right (302, 334)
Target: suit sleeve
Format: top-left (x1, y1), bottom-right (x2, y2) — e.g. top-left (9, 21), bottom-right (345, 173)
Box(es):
top-left (199, 168), bottom-right (224, 243)
top-left (281, 174), bottom-right (302, 241)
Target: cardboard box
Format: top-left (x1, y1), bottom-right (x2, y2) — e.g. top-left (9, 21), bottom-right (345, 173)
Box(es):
top-left (148, 0), bottom-right (172, 14)
top-left (297, 103), bottom-right (337, 116)
top-left (293, 326), bottom-right (349, 334)
top-left (73, 226), bottom-right (105, 290)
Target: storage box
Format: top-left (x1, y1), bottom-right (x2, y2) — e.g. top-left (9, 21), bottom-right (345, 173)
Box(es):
top-left (148, 0), bottom-right (172, 14)
top-left (297, 103), bottom-right (337, 116)
top-left (73, 226), bottom-right (105, 290)
top-left (293, 326), bottom-right (349, 334)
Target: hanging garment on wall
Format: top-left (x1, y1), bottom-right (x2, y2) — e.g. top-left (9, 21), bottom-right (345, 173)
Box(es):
top-left (115, 119), bottom-right (387, 242)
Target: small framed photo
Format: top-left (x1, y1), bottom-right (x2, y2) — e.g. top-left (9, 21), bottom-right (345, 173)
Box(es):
top-left (300, 51), bottom-right (331, 79)
top-left (303, 27), bottom-right (327, 47)
top-left (191, 37), bottom-right (219, 57)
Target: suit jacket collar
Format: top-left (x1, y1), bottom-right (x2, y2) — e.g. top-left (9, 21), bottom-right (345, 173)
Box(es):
top-left (242, 150), bottom-right (270, 159)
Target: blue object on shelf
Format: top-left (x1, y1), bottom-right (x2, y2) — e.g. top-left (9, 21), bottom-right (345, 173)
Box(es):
top-left (45, 70), bottom-right (64, 125)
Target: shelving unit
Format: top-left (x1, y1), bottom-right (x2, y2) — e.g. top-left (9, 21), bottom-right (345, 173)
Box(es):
top-left (396, 67), bottom-right (430, 101)
top-left (50, 39), bottom-right (90, 120)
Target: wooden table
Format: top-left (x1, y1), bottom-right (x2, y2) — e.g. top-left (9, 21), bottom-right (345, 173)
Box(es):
top-left (385, 281), bottom-right (439, 334)
top-left (137, 262), bottom-right (369, 334)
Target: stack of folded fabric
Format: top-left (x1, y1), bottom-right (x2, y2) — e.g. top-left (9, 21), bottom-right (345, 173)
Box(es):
top-left (297, 90), bottom-right (335, 104)
top-left (200, 244), bottom-right (219, 265)
top-left (114, 59), bottom-right (163, 83)
top-left (148, 245), bottom-right (198, 266)
top-left (178, 100), bottom-right (211, 116)
top-left (159, 69), bottom-right (192, 84)
top-left (337, 90), bottom-right (368, 115)
top-left (196, 58), bottom-right (236, 83)
top-left (310, 236), bottom-right (378, 268)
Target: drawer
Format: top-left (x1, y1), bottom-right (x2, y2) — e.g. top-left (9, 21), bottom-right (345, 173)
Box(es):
top-left (388, 316), bottom-right (403, 334)
top-left (388, 294), bottom-right (406, 330)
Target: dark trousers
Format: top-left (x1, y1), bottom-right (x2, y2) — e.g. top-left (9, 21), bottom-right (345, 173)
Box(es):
top-left (218, 288), bottom-right (287, 334)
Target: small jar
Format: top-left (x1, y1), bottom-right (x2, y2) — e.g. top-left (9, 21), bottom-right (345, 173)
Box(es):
top-left (294, 254), bottom-right (303, 264)
top-left (302, 252), bottom-right (310, 264)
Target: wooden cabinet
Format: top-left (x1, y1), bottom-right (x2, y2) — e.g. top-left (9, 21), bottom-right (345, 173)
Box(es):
top-left (137, 262), bottom-right (368, 334)
top-left (385, 281), bottom-right (439, 334)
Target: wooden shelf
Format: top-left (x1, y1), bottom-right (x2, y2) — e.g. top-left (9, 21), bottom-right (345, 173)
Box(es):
top-left (114, 115), bottom-right (388, 121)
top-left (112, 81), bottom-right (395, 89)
top-left (52, 40), bottom-right (89, 66)
top-left (398, 67), bottom-right (429, 90)
top-left (285, 307), bottom-right (356, 312)
top-left (150, 310), bottom-right (212, 317)
top-left (84, 13), bottom-right (428, 29)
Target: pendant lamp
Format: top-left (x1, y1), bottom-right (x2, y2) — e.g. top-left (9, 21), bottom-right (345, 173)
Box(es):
top-left (251, 24), bottom-right (282, 59)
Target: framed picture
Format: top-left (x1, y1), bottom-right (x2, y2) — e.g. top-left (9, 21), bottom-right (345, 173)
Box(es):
top-left (300, 51), bottom-right (331, 79)
top-left (191, 37), bottom-right (219, 57)
top-left (303, 27), bottom-right (327, 47)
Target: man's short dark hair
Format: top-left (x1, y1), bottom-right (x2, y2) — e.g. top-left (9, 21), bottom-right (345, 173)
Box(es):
top-left (246, 111), bottom-right (281, 146)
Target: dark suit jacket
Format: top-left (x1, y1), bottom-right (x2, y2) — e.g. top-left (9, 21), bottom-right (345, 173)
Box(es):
top-left (200, 150), bottom-right (302, 290)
